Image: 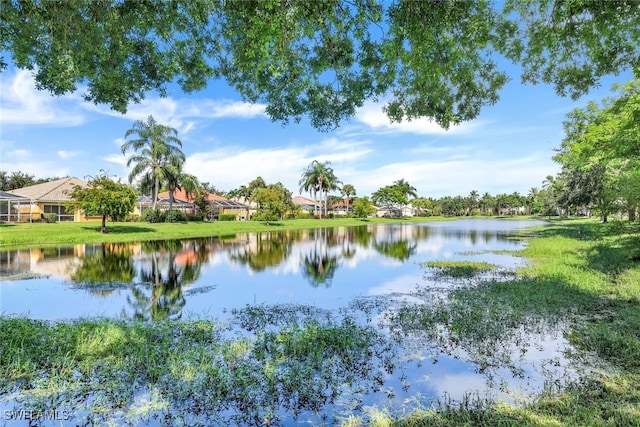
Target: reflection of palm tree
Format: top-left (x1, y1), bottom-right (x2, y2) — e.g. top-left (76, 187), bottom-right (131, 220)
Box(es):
top-left (126, 239), bottom-right (207, 321)
top-left (301, 227), bottom-right (339, 287)
top-left (302, 250), bottom-right (339, 287)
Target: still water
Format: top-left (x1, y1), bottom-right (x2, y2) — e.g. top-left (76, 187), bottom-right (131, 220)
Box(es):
top-left (0, 219), bottom-right (579, 425)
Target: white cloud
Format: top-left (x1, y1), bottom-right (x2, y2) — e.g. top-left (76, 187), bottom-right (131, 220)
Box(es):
top-left (355, 101), bottom-right (482, 135)
top-left (0, 70), bottom-right (86, 126)
top-left (85, 96), bottom-right (267, 135)
top-left (184, 135), bottom-right (374, 193)
top-left (354, 153), bottom-right (558, 198)
top-left (58, 150), bottom-right (82, 159)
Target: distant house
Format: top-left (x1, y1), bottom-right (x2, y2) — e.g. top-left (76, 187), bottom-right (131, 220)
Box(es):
top-left (156, 189), bottom-right (250, 220)
top-left (7, 177), bottom-right (101, 222)
top-left (375, 205), bottom-right (416, 218)
top-left (292, 195), bottom-right (321, 214)
top-left (330, 198), bottom-right (353, 215)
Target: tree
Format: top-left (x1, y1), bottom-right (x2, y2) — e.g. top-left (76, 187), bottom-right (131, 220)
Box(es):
top-left (371, 185), bottom-right (406, 216)
top-left (299, 160), bottom-right (340, 217)
top-left (393, 179), bottom-right (417, 200)
top-left (122, 115), bottom-right (185, 209)
top-left (554, 80), bottom-right (640, 222)
top-left (68, 173), bottom-right (137, 233)
top-left (252, 182), bottom-right (292, 224)
top-left (164, 166), bottom-right (200, 211)
top-left (340, 184), bottom-right (356, 212)
top-left (352, 196), bottom-right (375, 218)
top-left (3, 1), bottom-right (637, 130)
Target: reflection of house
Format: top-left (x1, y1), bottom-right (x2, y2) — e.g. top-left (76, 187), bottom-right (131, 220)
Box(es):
top-left (7, 178), bottom-right (101, 222)
top-left (156, 189), bottom-right (250, 220)
top-left (293, 195), bottom-right (321, 213)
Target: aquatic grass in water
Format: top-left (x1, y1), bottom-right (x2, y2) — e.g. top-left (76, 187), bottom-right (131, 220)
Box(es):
top-left (0, 307), bottom-right (396, 425)
top-left (422, 260), bottom-right (499, 279)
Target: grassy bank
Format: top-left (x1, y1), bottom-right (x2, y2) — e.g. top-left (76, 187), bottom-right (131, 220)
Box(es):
top-left (0, 216), bottom-right (447, 250)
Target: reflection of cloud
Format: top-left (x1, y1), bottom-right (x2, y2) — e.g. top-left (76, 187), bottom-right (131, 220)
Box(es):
top-left (368, 275), bottom-right (421, 296)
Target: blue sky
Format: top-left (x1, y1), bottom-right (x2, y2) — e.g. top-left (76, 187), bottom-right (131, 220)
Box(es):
top-left (0, 62), bottom-right (631, 199)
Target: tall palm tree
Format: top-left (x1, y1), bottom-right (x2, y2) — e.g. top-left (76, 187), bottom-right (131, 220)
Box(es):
top-left (300, 160), bottom-right (342, 217)
top-left (341, 184), bottom-right (356, 212)
top-left (321, 166), bottom-right (342, 216)
top-left (299, 160), bottom-right (323, 217)
top-left (122, 115), bottom-right (185, 209)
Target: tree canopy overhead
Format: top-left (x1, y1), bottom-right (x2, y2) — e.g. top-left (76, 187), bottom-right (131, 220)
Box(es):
top-left (2, 0), bottom-right (638, 130)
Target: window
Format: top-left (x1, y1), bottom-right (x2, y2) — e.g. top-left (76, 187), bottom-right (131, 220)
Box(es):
top-left (43, 204), bottom-right (75, 221)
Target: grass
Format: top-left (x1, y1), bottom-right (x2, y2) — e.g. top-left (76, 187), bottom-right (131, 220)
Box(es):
top-left (0, 216), bottom-right (449, 250)
top-left (382, 218), bottom-right (640, 426)
top-left (0, 308), bottom-right (393, 425)
top-left (422, 260), bottom-right (499, 279)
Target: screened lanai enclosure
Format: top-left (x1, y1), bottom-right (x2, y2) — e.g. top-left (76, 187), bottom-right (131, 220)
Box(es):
top-left (0, 191), bottom-right (32, 223)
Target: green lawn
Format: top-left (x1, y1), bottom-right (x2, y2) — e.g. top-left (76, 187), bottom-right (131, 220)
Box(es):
top-left (0, 216), bottom-right (450, 250)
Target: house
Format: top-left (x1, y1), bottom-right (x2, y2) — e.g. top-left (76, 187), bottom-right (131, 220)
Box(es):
top-left (292, 195), bottom-right (322, 214)
top-left (156, 189), bottom-right (250, 220)
top-left (375, 205), bottom-right (416, 218)
top-left (330, 198), bottom-right (353, 215)
top-left (0, 190), bottom-right (30, 222)
top-left (7, 177), bottom-right (100, 222)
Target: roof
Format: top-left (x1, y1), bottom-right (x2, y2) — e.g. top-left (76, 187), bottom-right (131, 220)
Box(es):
top-left (157, 188), bottom-right (230, 204)
top-left (0, 190), bottom-right (29, 201)
top-left (330, 198), bottom-right (351, 208)
top-left (292, 195), bottom-right (320, 207)
top-left (156, 189), bottom-right (249, 209)
top-left (8, 178), bottom-right (88, 202)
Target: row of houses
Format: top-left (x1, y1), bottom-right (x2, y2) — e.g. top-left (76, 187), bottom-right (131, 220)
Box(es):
top-left (0, 177), bottom-right (417, 223)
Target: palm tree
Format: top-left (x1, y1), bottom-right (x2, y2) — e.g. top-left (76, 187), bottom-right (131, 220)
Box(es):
top-left (299, 160), bottom-right (323, 217)
top-left (393, 179), bottom-right (417, 200)
top-left (165, 163), bottom-right (200, 211)
top-left (321, 166), bottom-right (342, 216)
top-left (122, 115), bottom-right (185, 209)
top-left (341, 183), bottom-right (356, 212)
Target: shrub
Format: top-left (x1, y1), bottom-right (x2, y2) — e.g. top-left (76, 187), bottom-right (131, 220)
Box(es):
top-left (187, 214), bottom-right (204, 221)
top-left (218, 213), bottom-right (236, 221)
top-left (165, 209), bottom-right (188, 223)
top-left (297, 213), bottom-right (313, 219)
top-left (43, 213), bottom-right (58, 223)
top-left (123, 214), bottom-right (140, 222)
top-left (141, 209), bottom-right (165, 223)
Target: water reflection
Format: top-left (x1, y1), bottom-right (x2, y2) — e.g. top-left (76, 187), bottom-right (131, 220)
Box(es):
top-left (0, 221), bottom-right (534, 322)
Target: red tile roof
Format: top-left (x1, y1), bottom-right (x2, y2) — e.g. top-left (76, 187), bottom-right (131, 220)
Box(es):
top-left (157, 189), bottom-right (227, 203)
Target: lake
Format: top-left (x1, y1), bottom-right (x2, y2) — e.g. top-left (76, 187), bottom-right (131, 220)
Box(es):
top-left (0, 219), bottom-right (580, 425)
